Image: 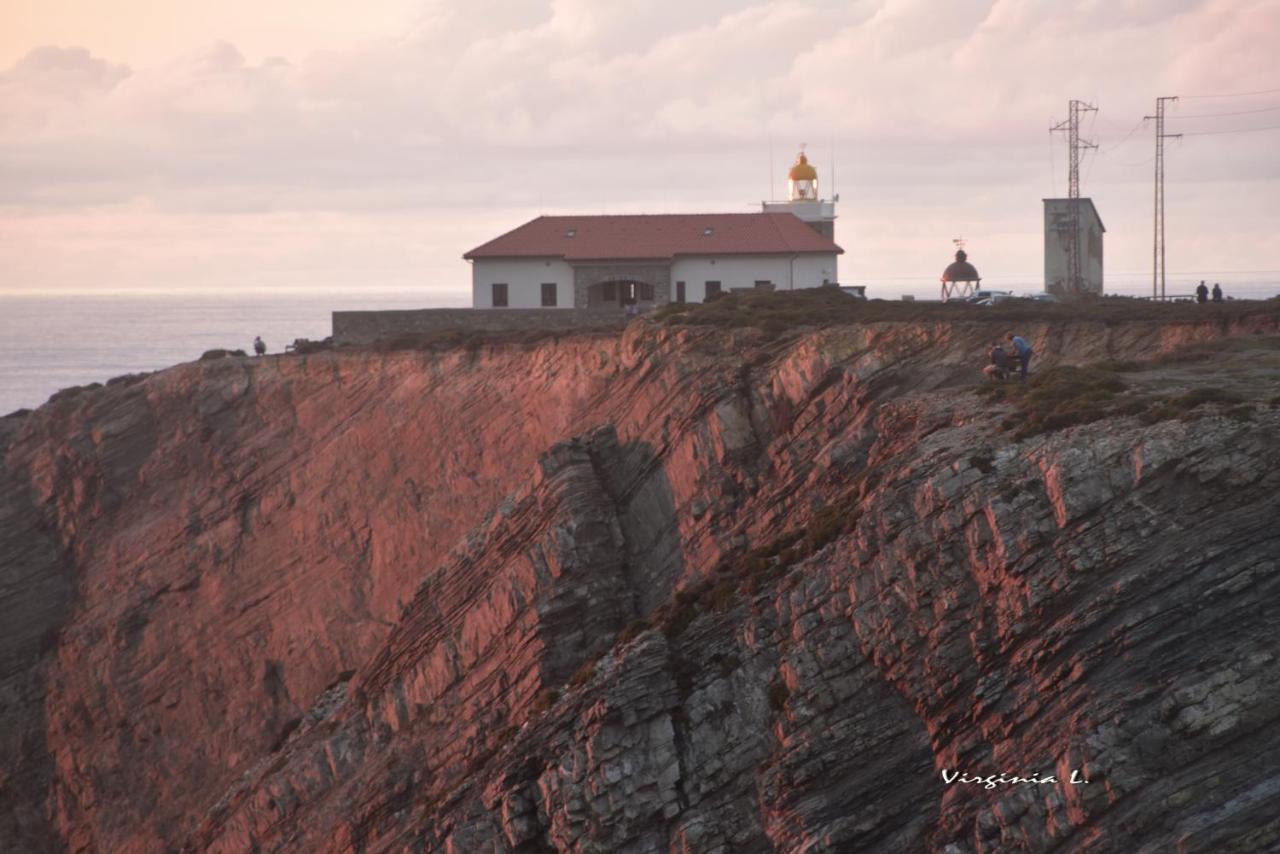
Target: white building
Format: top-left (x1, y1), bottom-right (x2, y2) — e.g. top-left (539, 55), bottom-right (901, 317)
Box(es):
top-left (464, 151), bottom-right (842, 310)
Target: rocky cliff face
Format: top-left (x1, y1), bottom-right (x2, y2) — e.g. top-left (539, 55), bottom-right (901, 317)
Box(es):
top-left (2, 315), bottom-right (1278, 853)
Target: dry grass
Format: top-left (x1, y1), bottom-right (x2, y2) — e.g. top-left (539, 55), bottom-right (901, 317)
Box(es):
top-left (980, 361), bottom-right (1257, 439)
top-left (358, 323), bottom-right (625, 354)
top-left (652, 490), bottom-right (865, 640)
top-left (655, 287), bottom-right (1280, 330)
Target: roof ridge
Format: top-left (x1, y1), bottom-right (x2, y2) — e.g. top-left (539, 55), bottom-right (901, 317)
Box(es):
top-left (764, 211), bottom-right (792, 252)
top-left (463, 210), bottom-right (842, 260)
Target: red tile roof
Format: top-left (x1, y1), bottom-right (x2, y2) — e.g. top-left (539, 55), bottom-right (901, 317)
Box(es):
top-left (463, 213), bottom-right (842, 261)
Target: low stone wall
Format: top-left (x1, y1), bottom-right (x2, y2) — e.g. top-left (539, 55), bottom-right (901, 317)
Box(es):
top-left (331, 308), bottom-right (626, 345)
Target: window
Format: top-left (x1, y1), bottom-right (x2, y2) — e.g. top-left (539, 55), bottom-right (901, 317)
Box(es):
top-left (639, 282), bottom-right (654, 301)
top-left (541, 282), bottom-right (557, 307)
top-left (704, 280), bottom-right (721, 301)
top-left (602, 281), bottom-right (617, 302)
top-left (491, 283), bottom-right (508, 307)
top-left (676, 281), bottom-right (686, 303)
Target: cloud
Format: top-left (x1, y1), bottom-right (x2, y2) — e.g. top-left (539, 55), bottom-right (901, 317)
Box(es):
top-left (1, 0), bottom-right (1278, 293)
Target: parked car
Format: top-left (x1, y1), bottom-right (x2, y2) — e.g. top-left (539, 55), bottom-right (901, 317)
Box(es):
top-left (963, 289), bottom-right (1013, 304)
top-left (973, 292), bottom-right (1017, 306)
top-left (837, 285), bottom-right (868, 300)
top-left (1025, 292), bottom-right (1061, 303)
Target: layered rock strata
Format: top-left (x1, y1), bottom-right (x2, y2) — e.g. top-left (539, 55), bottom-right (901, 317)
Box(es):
top-left (1, 315), bottom-right (1277, 852)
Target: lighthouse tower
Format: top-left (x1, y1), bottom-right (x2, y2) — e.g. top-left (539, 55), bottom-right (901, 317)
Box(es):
top-left (763, 146), bottom-right (837, 241)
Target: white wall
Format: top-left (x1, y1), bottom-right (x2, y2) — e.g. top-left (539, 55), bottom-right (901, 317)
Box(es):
top-left (471, 258), bottom-right (575, 308)
top-left (670, 254), bottom-right (839, 303)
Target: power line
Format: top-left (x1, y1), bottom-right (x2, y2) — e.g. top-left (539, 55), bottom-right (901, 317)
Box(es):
top-left (1178, 124), bottom-right (1280, 136)
top-left (1174, 104), bottom-right (1280, 118)
top-left (1180, 86), bottom-right (1280, 99)
top-left (1099, 117), bottom-right (1149, 153)
top-left (1048, 122), bottom-right (1056, 195)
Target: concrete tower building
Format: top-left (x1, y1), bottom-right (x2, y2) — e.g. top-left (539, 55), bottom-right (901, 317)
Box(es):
top-left (1043, 198), bottom-right (1105, 297)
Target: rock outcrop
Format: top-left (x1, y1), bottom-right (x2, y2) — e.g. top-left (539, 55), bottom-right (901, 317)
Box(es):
top-left (2, 314), bottom-right (1278, 852)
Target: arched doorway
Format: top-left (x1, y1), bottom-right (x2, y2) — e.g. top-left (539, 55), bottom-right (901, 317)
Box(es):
top-left (573, 263), bottom-right (669, 310)
top-left (586, 280), bottom-right (655, 309)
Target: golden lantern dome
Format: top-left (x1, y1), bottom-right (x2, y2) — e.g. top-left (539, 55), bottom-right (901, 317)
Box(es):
top-left (788, 152), bottom-right (818, 181)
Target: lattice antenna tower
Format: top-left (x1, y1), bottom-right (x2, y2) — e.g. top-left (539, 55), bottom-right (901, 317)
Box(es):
top-left (1050, 100), bottom-right (1099, 292)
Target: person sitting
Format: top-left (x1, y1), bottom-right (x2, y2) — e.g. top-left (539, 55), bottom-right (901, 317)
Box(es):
top-left (253, 336), bottom-right (266, 356)
top-left (1212, 283), bottom-right (1223, 302)
top-left (983, 342), bottom-right (1010, 381)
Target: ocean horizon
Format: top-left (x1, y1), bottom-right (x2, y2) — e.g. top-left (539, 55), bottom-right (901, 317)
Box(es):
top-left (0, 290), bottom-right (462, 415)
top-left (3, 273), bottom-right (1277, 415)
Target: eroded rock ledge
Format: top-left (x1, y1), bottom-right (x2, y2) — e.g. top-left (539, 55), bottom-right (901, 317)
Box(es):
top-left (2, 316), bottom-right (1278, 852)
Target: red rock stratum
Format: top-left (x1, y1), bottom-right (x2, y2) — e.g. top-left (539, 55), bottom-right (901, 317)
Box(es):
top-left (2, 308), bottom-right (1279, 852)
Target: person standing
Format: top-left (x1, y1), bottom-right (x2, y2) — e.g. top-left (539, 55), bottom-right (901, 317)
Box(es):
top-left (1212, 283), bottom-right (1223, 302)
top-left (1007, 333), bottom-right (1033, 382)
top-left (1196, 281), bottom-right (1209, 304)
top-left (253, 336), bottom-right (266, 356)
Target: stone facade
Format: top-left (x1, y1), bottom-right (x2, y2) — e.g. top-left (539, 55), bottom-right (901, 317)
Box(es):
top-left (572, 262), bottom-right (671, 309)
top-left (332, 308), bottom-right (624, 346)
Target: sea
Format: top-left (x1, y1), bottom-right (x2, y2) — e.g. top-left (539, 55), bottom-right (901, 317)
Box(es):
top-left (2, 273), bottom-right (1277, 416)
top-left (0, 290), bottom-right (462, 416)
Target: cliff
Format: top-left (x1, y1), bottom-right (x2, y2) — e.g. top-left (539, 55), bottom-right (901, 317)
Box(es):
top-left (2, 309), bottom-right (1279, 853)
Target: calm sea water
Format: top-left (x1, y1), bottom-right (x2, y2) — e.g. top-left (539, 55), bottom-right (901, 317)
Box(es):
top-left (2, 276), bottom-right (1276, 416)
top-left (0, 291), bottom-right (462, 415)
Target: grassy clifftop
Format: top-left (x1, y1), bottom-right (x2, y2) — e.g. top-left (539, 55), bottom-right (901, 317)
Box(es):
top-left (654, 286), bottom-right (1280, 330)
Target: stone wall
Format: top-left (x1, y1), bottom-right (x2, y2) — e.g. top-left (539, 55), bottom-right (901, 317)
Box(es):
top-left (332, 308), bottom-right (625, 345)
top-left (572, 262), bottom-right (672, 308)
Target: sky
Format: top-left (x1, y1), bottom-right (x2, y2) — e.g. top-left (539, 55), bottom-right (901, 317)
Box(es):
top-left (2, 0), bottom-right (1279, 299)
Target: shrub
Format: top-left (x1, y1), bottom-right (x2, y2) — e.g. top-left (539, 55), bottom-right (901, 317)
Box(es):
top-left (531, 689), bottom-right (560, 713)
top-left (617, 619), bottom-right (650, 645)
top-left (567, 657), bottom-right (600, 690)
top-left (199, 349), bottom-right (246, 360)
top-left (658, 289), bottom-right (1280, 332)
top-left (768, 679), bottom-right (790, 712)
top-left (1166, 387), bottom-right (1244, 410)
top-left (984, 365), bottom-right (1129, 439)
top-left (987, 361), bottom-right (1260, 437)
top-left (968, 453), bottom-right (995, 474)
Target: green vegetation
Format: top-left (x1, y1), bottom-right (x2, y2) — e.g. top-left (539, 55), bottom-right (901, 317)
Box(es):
top-left (617, 619), bottom-right (651, 645)
top-left (655, 287), bottom-right (1280, 331)
top-left (768, 679), bottom-right (791, 712)
top-left (366, 326), bottom-right (617, 353)
top-left (1142, 333), bottom-right (1280, 366)
top-left (651, 491), bottom-right (865, 641)
top-left (567, 656), bottom-right (600, 690)
top-left (48, 382), bottom-right (103, 404)
top-left (980, 363), bottom-right (1255, 440)
top-left (968, 453), bottom-right (995, 474)
top-left (530, 688), bottom-right (560, 714)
